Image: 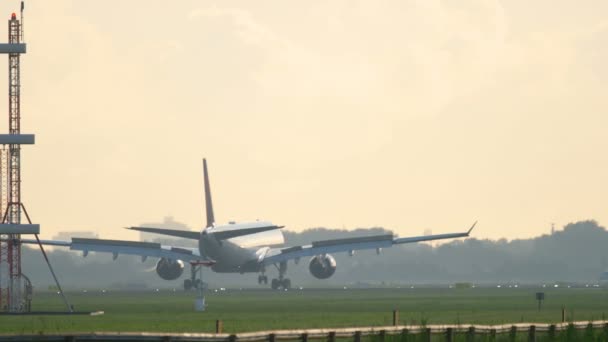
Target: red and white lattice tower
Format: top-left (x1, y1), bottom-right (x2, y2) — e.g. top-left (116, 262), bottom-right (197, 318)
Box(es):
top-left (0, 6), bottom-right (38, 313)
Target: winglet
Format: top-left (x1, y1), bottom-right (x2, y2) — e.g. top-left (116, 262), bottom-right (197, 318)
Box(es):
top-left (467, 221), bottom-right (477, 235)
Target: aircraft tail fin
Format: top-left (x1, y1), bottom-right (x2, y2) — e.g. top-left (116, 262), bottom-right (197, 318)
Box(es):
top-left (203, 158), bottom-right (215, 228)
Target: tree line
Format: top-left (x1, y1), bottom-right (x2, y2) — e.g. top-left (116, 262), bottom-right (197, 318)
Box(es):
top-left (21, 220), bottom-right (608, 288)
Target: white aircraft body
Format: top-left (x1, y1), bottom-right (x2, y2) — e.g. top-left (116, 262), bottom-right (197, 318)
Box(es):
top-left (30, 159), bottom-right (475, 290)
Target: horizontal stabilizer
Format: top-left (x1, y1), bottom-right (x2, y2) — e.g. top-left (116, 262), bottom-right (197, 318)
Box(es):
top-left (212, 225), bottom-right (284, 240)
top-left (126, 227), bottom-right (201, 240)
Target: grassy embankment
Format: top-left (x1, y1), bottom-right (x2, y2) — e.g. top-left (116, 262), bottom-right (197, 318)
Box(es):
top-left (1, 287), bottom-right (607, 334)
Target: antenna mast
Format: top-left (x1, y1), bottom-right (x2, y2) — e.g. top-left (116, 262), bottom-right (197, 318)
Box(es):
top-left (0, 1), bottom-right (73, 314)
top-left (19, 2), bottom-right (24, 42)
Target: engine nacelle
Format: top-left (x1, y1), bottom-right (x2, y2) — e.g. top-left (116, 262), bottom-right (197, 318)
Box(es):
top-left (309, 254), bottom-right (337, 279)
top-left (155, 258), bottom-right (185, 280)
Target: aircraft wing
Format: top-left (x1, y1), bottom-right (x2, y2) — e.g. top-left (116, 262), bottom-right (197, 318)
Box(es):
top-left (21, 238), bottom-right (209, 263)
top-left (261, 222), bottom-right (475, 265)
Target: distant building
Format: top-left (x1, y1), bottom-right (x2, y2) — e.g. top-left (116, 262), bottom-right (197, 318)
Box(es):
top-left (53, 231), bottom-right (98, 241)
top-left (138, 216), bottom-right (192, 242)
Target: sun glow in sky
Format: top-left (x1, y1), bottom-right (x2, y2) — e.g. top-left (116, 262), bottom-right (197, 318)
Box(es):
top-left (3, 1), bottom-right (607, 240)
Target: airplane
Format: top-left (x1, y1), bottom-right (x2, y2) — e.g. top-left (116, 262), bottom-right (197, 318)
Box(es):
top-left (28, 159), bottom-right (475, 290)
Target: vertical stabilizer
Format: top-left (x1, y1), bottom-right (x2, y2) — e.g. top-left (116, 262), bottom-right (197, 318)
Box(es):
top-left (203, 159), bottom-right (215, 228)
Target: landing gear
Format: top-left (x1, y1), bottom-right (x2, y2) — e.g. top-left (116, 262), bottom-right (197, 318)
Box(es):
top-left (258, 274), bottom-right (268, 285)
top-left (270, 278), bottom-right (291, 290)
top-left (184, 264), bottom-right (206, 291)
top-left (270, 261), bottom-right (291, 290)
top-left (183, 260), bottom-right (216, 312)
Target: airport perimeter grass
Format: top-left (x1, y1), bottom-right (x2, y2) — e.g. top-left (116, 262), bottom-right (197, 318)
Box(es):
top-left (1, 287), bottom-right (608, 334)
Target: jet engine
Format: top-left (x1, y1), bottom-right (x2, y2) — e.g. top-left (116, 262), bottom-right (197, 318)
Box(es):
top-left (156, 258), bottom-right (185, 280)
top-left (309, 254), bottom-right (337, 279)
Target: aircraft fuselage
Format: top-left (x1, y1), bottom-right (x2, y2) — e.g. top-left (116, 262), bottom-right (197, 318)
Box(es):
top-left (198, 220), bottom-right (284, 273)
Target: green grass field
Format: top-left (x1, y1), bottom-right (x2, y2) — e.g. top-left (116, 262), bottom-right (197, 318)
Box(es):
top-left (1, 287), bottom-right (608, 334)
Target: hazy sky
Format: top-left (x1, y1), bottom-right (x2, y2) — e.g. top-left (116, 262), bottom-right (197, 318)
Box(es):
top-left (2, 1), bottom-right (606, 240)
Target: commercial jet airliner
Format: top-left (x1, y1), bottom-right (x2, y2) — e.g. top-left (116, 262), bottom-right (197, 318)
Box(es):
top-left (31, 159), bottom-right (475, 290)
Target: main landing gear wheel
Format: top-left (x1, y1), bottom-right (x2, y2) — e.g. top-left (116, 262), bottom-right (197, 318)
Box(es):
top-left (270, 278), bottom-right (291, 290)
top-left (270, 261), bottom-right (291, 290)
top-left (184, 264), bottom-right (205, 291)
